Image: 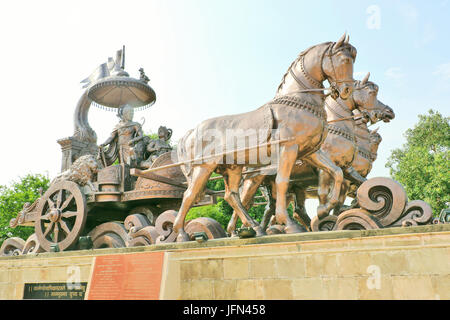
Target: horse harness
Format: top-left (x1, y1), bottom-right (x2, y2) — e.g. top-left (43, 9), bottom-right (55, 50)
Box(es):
top-left (271, 95), bottom-right (327, 120)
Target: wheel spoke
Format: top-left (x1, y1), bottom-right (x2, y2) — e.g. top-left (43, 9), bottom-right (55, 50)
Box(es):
top-left (43, 222), bottom-right (54, 238)
top-left (56, 190), bottom-right (63, 209)
top-left (47, 198), bottom-right (55, 209)
top-left (59, 194), bottom-right (74, 211)
top-left (61, 211), bottom-right (78, 218)
top-left (53, 223), bottom-right (60, 242)
top-left (59, 219), bottom-right (71, 235)
top-left (40, 213), bottom-right (51, 221)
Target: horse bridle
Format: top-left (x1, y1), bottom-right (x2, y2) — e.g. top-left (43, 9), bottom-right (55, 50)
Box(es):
top-left (353, 82), bottom-right (392, 124)
top-left (320, 42), bottom-right (355, 99)
top-left (324, 78), bottom-right (378, 121)
top-left (289, 42), bottom-right (354, 98)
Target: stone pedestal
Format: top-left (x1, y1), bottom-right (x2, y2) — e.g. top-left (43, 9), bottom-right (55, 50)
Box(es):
top-left (0, 224), bottom-right (449, 300)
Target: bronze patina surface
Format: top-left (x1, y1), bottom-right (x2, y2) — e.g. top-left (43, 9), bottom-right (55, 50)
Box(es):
top-left (0, 39), bottom-right (436, 257)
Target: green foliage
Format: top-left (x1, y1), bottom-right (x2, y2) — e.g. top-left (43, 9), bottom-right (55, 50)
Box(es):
top-left (145, 131), bottom-right (173, 147)
top-left (386, 109), bottom-right (449, 216)
top-left (0, 174), bottom-right (50, 246)
top-left (146, 132), bottom-right (159, 141)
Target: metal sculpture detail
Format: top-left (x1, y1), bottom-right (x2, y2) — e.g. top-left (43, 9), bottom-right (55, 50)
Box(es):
top-left (1, 39), bottom-right (435, 256)
top-left (172, 35), bottom-right (357, 242)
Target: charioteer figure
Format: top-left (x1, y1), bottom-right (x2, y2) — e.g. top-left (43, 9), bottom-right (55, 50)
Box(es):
top-left (141, 126), bottom-right (173, 168)
top-left (99, 104), bottom-right (146, 168)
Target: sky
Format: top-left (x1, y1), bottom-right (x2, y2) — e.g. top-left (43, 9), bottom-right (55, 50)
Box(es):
top-left (0, 0), bottom-right (448, 215)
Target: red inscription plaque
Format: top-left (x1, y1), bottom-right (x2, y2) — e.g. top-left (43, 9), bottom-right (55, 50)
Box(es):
top-left (87, 251), bottom-right (165, 300)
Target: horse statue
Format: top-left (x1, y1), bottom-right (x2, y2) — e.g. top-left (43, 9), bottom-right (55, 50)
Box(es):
top-left (341, 104), bottom-right (393, 199)
top-left (226, 74), bottom-right (394, 234)
top-left (324, 80), bottom-right (394, 216)
top-left (172, 34), bottom-right (356, 241)
top-left (308, 118), bottom-right (388, 231)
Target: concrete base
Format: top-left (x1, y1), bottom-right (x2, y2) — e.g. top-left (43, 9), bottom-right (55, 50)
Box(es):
top-left (0, 224), bottom-right (449, 300)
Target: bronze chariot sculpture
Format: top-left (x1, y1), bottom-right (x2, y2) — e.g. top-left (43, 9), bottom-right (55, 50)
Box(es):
top-left (0, 38), bottom-right (434, 256)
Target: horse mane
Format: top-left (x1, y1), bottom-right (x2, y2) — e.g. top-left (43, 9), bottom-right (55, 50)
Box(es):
top-left (276, 42), bottom-right (333, 93)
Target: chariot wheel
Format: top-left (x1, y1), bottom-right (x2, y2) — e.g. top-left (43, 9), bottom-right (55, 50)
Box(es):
top-left (35, 181), bottom-right (87, 252)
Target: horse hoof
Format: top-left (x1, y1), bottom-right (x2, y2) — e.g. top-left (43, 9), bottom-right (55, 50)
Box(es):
top-left (253, 226), bottom-right (266, 237)
top-left (317, 205), bottom-right (329, 220)
top-left (176, 230), bottom-right (190, 242)
top-left (266, 225), bottom-right (285, 235)
top-left (285, 223), bottom-right (306, 234)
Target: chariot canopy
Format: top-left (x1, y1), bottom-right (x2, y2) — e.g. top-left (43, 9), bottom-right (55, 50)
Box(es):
top-left (81, 46), bottom-right (156, 112)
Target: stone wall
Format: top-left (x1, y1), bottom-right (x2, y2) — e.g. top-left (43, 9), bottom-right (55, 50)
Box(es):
top-left (0, 224), bottom-right (449, 300)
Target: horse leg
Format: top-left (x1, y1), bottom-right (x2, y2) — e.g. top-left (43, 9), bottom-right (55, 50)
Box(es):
top-left (260, 181), bottom-right (276, 231)
top-left (226, 210), bottom-right (239, 237)
top-left (344, 166), bottom-right (367, 186)
top-left (223, 166), bottom-right (265, 236)
top-left (173, 164), bottom-right (216, 242)
top-left (333, 179), bottom-right (350, 216)
top-left (275, 143), bottom-right (303, 233)
top-left (318, 170), bottom-right (330, 204)
top-left (226, 174), bottom-right (266, 235)
top-left (292, 186), bottom-right (311, 230)
top-left (305, 150), bottom-right (344, 219)
top-left (317, 169), bottom-right (332, 216)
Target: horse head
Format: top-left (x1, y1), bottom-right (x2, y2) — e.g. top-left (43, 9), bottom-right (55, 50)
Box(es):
top-left (353, 73), bottom-right (394, 124)
top-left (278, 33), bottom-right (356, 100)
top-left (352, 73), bottom-right (379, 117)
top-left (321, 33), bottom-right (357, 100)
top-left (379, 102), bottom-right (395, 123)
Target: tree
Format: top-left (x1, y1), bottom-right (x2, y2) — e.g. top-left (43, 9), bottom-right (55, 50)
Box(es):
top-left (0, 174), bottom-right (50, 246)
top-left (386, 109), bottom-right (449, 216)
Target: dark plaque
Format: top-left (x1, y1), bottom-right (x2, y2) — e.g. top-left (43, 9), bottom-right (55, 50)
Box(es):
top-left (23, 282), bottom-right (87, 300)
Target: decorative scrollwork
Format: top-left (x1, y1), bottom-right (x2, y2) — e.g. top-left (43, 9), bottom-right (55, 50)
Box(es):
top-left (128, 226), bottom-right (160, 246)
top-left (126, 211), bottom-right (228, 244)
top-left (333, 209), bottom-right (383, 230)
top-left (87, 222), bottom-right (128, 249)
top-left (22, 233), bottom-right (45, 254)
top-left (0, 237), bottom-right (25, 256)
top-left (124, 213), bottom-right (151, 233)
top-left (310, 215), bottom-right (338, 232)
top-left (390, 200), bottom-right (433, 227)
top-left (129, 207), bottom-right (155, 225)
top-left (184, 217), bottom-right (227, 240)
top-left (356, 177), bottom-right (407, 227)
top-left (155, 210), bottom-right (179, 244)
top-left (9, 199), bottom-right (40, 228)
top-left (124, 213), bottom-right (160, 247)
